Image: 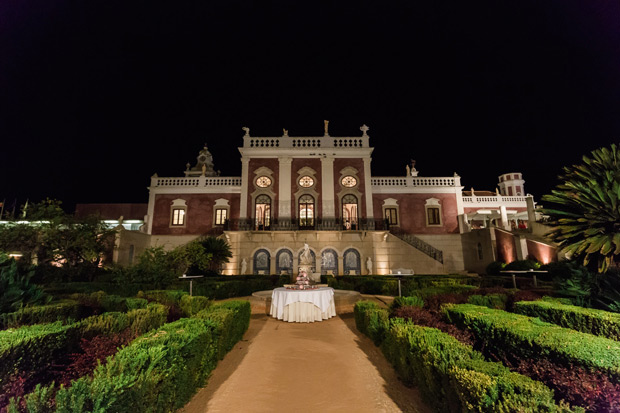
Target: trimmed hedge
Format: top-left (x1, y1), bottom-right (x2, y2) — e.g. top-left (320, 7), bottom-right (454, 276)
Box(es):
top-left (0, 304), bottom-right (168, 387)
top-left (514, 300), bottom-right (620, 341)
top-left (139, 290), bottom-right (212, 317)
top-left (353, 301), bottom-right (389, 345)
top-left (329, 274), bottom-right (487, 296)
top-left (195, 300), bottom-right (251, 360)
top-left (0, 322), bottom-right (81, 384)
top-left (411, 285), bottom-right (478, 299)
top-left (53, 299), bottom-right (251, 412)
top-left (55, 317), bottom-right (219, 412)
top-left (380, 320), bottom-right (570, 412)
top-left (0, 300), bottom-right (81, 330)
top-left (467, 293), bottom-right (508, 310)
top-left (353, 308), bottom-right (572, 412)
top-left (444, 304), bottom-right (620, 381)
top-left (389, 295), bottom-right (424, 312)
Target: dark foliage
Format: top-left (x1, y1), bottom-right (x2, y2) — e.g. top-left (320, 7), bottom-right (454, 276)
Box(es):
top-left (0, 373), bottom-right (28, 412)
top-left (392, 306), bottom-right (475, 346)
top-left (423, 292), bottom-right (469, 312)
top-left (59, 328), bottom-right (134, 386)
top-left (512, 358), bottom-right (620, 412)
top-left (506, 290), bottom-right (542, 311)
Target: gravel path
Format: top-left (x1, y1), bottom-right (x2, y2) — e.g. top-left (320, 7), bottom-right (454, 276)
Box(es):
top-left (181, 312), bottom-right (430, 413)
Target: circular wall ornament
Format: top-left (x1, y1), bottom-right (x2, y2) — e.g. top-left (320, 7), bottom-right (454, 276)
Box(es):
top-left (341, 175), bottom-right (357, 187)
top-left (299, 175), bottom-right (314, 188)
top-left (256, 176), bottom-right (272, 188)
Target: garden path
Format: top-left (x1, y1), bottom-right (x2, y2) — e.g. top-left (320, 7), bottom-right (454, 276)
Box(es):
top-left (181, 308), bottom-right (430, 413)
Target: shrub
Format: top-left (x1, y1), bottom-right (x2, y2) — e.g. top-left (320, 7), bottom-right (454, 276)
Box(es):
top-left (0, 260), bottom-right (51, 314)
top-left (57, 318), bottom-right (219, 412)
top-left (353, 301), bottom-right (388, 345)
top-left (389, 296), bottom-right (424, 312)
top-left (485, 261), bottom-right (505, 276)
top-left (0, 322), bottom-right (81, 386)
top-left (411, 285), bottom-right (478, 299)
top-left (377, 320), bottom-right (566, 412)
top-left (391, 306), bottom-right (475, 346)
top-left (0, 300), bottom-right (81, 330)
top-left (467, 293), bottom-right (508, 310)
top-left (194, 300), bottom-right (251, 360)
top-left (443, 304), bottom-right (620, 382)
top-left (179, 295), bottom-right (212, 317)
top-left (504, 259), bottom-right (541, 271)
top-left (125, 297), bottom-right (148, 310)
top-left (513, 300), bottom-right (620, 341)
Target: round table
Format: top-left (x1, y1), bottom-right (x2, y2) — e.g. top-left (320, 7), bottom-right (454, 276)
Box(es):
top-left (270, 287), bottom-right (336, 323)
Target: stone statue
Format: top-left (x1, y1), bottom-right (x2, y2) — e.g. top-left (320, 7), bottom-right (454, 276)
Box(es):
top-left (406, 164), bottom-right (411, 177)
top-left (300, 243), bottom-right (313, 265)
top-left (201, 164), bottom-right (206, 176)
top-left (240, 258), bottom-right (247, 275)
top-left (242, 126), bottom-right (250, 137)
top-left (324, 120), bottom-right (329, 136)
top-left (366, 257), bottom-right (373, 274)
top-left (283, 128), bottom-right (288, 136)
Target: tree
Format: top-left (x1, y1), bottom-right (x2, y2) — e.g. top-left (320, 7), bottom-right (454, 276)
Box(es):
top-left (187, 236), bottom-right (232, 276)
top-left (542, 144), bottom-right (620, 273)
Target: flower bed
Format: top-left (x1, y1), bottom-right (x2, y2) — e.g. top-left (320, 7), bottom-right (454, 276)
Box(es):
top-left (513, 299), bottom-right (620, 341)
top-left (443, 304), bottom-right (620, 381)
top-left (353, 301), bottom-right (570, 412)
top-left (10, 300), bottom-right (251, 412)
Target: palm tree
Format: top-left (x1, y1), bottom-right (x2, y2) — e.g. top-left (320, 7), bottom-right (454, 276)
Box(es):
top-left (542, 144), bottom-right (620, 273)
top-left (198, 236), bottom-right (233, 275)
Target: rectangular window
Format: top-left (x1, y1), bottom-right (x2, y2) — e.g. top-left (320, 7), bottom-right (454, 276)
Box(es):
top-left (427, 207), bottom-right (441, 225)
top-left (215, 208), bottom-right (227, 225)
top-left (385, 208), bottom-right (398, 225)
top-left (172, 208), bottom-right (185, 226)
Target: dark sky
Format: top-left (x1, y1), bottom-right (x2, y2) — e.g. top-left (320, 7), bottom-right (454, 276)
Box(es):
top-left (1, 0), bottom-right (619, 212)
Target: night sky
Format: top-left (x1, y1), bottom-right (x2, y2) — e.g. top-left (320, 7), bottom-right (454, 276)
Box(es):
top-left (1, 0), bottom-right (619, 212)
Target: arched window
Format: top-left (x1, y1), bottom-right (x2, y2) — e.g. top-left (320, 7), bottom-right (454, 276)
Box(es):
top-left (276, 249), bottom-right (293, 275)
top-left (342, 194), bottom-right (358, 230)
top-left (255, 195), bottom-right (271, 230)
top-left (253, 249), bottom-right (271, 275)
top-left (320, 249), bottom-right (338, 275)
top-left (343, 248), bottom-right (361, 275)
top-left (298, 194), bottom-right (315, 229)
top-left (298, 249), bottom-right (316, 274)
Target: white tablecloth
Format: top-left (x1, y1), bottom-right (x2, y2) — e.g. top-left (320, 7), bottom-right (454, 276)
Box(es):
top-left (270, 287), bottom-right (336, 322)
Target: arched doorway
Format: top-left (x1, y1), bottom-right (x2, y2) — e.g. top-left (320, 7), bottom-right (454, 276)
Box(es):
top-left (255, 195), bottom-right (271, 230)
top-left (253, 249), bottom-right (271, 275)
top-left (298, 194), bottom-right (315, 230)
top-left (343, 248), bottom-right (361, 275)
top-left (342, 194), bottom-right (358, 230)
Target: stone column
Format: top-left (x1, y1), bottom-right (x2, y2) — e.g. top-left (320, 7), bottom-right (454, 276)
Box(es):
top-left (321, 157), bottom-right (336, 218)
top-left (526, 196), bottom-right (536, 224)
top-left (337, 255), bottom-right (344, 276)
top-left (363, 157), bottom-right (374, 220)
top-left (499, 205), bottom-right (510, 230)
top-left (278, 157), bottom-right (292, 219)
top-left (240, 158), bottom-right (250, 219)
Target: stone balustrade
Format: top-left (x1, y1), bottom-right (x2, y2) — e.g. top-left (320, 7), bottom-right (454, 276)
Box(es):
top-left (371, 176), bottom-right (458, 187)
top-left (243, 136), bottom-right (369, 149)
top-left (151, 176), bottom-right (242, 187)
top-left (462, 195), bottom-right (531, 207)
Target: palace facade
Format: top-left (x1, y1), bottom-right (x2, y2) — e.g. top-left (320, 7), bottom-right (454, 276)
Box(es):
top-left (105, 123), bottom-right (556, 275)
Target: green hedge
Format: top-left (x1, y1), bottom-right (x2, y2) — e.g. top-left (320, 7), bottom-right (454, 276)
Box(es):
top-left (388, 295), bottom-right (424, 312)
top-left (53, 300), bottom-right (251, 412)
top-left (467, 293), bottom-right (508, 310)
top-left (444, 304), bottom-right (620, 381)
top-left (70, 291), bottom-right (149, 313)
top-left (139, 290), bottom-right (212, 317)
top-left (195, 300), bottom-right (251, 360)
top-left (55, 317), bottom-right (219, 412)
top-left (378, 320), bottom-right (570, 412)
top-left (0, 300), bottom-right (82, 329)
top-left (513, 300), bottom-right (620, 341)
top-left (410, 285), bottom-right (478, 299)
top-left (0, 322), bottom-right (81, 385)
top-left (0, 304), bottom-right (168, 387)
top-left (329, 274), bottom-right (485, 296)
top-left (353, 301), bottom-right (389, 345)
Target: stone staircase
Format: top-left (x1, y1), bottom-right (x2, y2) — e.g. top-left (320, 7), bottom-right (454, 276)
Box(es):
top-left (391, 232), bottom-right (444, 264)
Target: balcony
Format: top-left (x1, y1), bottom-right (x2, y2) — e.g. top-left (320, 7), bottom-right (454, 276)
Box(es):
top-left (220, 218), bottom-right (391, 232)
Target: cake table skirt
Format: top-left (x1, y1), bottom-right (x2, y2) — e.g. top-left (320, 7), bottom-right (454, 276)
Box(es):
top-left (270, 287), bottom-right (336, 323)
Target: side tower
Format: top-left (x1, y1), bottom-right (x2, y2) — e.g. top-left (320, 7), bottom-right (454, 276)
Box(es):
top-left (498, 172), bottom-right (525, 196)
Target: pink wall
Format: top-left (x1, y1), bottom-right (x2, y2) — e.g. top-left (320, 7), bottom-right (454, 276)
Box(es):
top-left (372, 193), bottom-right (459, 234)
top-left (495, 229), bottom-right (517, 263)
top-left (152, 193), bottom-right (240, 235)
